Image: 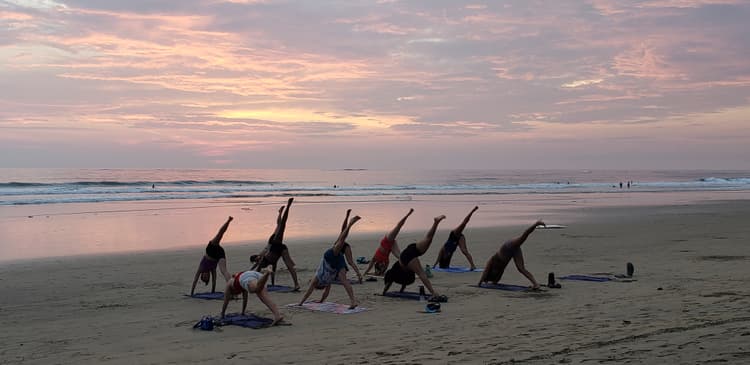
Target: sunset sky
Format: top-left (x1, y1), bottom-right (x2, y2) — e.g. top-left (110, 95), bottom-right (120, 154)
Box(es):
top-left (1, 0), bottom-right (749, 169)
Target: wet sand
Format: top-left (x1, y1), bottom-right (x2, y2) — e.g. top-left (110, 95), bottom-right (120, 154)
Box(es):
top-left (1, 199), bottom-right (750, 364)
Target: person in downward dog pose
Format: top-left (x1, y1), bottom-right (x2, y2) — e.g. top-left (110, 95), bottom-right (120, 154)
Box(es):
top-left (190, 216), bottom-right (234, 296)
top-left (433, 206), bottom-right (479, 270)
top-left (298, 214), bottom-right (362, 309)
top-left (221, 267), bottom-right (284, 325)
top-left (383, 215), bottom-right (447, 301)
top-left (363, 208), bottom-right (414, 276)
top-left (251, 198), bottom-right (300, 290)
top-left (477, 220), bottom-right (545, 290)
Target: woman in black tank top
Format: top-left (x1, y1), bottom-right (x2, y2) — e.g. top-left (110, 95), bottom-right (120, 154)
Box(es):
top-left (190, 216), bottom-right (233, 296)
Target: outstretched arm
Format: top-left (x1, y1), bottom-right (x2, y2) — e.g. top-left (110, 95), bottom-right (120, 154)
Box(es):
top-left (220, 282), bottom-right (232, 318)
top-left (453, 206), bottom-right (478, 235)
top-left (190, 269), bottom-right (201, 296)
top-left (333, 216), bottom-right (361, 255)
top-left (344, 246), bottom-right (363, 283)
top-left (241, 290), bottom-right (249, 315)
top-left (432, 248), bottom-right (442, 268)
top-left (209, 216), bottom-right (233, 245)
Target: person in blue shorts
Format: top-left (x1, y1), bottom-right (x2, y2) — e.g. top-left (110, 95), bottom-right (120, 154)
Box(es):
top-left (297, 214), bottom-right (362, 309)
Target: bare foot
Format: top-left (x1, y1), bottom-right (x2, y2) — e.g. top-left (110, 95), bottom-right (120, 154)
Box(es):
top-left (349, 299), bottom-right (359, 309)
top-left (408, 208), bottom-right (414, 215)
top-left (272, 316), bottom-right (285, 326)
top-left (287, 197), bottom-right (294, 204)
top-left (435, 215), bottom-right (446, 222)
top-left (228, 216), bottom-right (234, 222)
top-left (350, 216), bottom-right (361, 224)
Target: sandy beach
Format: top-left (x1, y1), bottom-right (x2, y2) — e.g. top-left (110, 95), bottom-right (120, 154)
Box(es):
top-left (2, 198), bottom-right (750, 364)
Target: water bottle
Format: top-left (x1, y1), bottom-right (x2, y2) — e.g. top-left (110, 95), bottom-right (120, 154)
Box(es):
top-left (419, 285), bottom-right (426, 302)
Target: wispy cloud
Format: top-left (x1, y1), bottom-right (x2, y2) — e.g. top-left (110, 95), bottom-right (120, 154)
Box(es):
top-left (1, 0), bottom-right (749, 168)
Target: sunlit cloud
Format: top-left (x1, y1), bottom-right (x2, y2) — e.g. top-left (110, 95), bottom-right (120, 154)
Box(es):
top-left (561, 79), bottom-right (604, 88)
top-left (1, 0), bottom-right (749, 168)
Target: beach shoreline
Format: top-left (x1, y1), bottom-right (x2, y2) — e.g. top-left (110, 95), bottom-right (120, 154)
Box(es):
top-left (3, 189), bottom-right (750, 263)
top-left (2, 197), bottom-right (750, 364)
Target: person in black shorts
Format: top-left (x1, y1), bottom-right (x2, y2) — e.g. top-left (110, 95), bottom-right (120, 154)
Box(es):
top-left (383, 215), bottom-right (446, 301)
top-left (251, 198), bottom-right (300, 290)
top-left (190, 216), bottom-right (234, 295)
top-left (478, 220), bottom-right (544, 289)
top-left (434, 206), bottom-right (478, 269)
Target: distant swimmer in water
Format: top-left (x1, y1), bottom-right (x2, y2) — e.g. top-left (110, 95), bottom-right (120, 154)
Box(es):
top-left (383, 215), bottom-right (447, 301)
top-left (191, 216), bottom-right (234, 296)
top-left (363, 208), bottom-right (414, 277)
top-left (478, 220), bottom-right (545, 290)
top-left (221, 267), bottom-right (284, 325)
top-left (434, 206), bottom-right (478, 270)
top-left (298, 213), bottom-right (362, 309)
top-left (250, 198), bottom-right (300, 290)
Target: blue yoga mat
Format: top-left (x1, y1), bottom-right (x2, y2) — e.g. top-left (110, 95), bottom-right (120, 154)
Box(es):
top-left (266, 285), bottom-right (296, 292)
top-left (219, 313), bottom-right (274, 329)
top-left (432, 267), bottom-right (482, 273)
top-left (186, 292), bottom-right (224, 300)
top-left (382, 291), bottom-right (423, 300)
top-left (559, 275), bottom-right (611, 282)
top-left (473, 283), bottom-right (529, 291)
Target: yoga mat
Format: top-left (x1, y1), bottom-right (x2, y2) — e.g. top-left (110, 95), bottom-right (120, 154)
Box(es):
top-left (218, 313), bottom-right (274, 329)
top-left (185, 292), bottom-right (224, 300)
top-left (266, 285), bottom-right (296, 292)
top-left (286, 302), bottom-right (368, 314)
top-left (432, 267), bottom-right (483, 273)
top-left (559, 275), bottom-right (611, 282)
top-left (472, 283), bottom-right (529, 292)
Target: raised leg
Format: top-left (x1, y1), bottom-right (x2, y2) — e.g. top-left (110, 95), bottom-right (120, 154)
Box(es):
top-left (416, 215), bottom-right (446, 254)
top-left (386, 208), bottom-right (414, 241)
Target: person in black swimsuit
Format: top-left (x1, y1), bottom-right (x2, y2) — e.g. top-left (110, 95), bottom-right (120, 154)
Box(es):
top-left (383, 215), bottom-right (446, 300)
top-left (251, 198), bottom-right (300, 290)
top-left (434, 206), bottom-right (478, 269)
top-left (190, 216), bottom-right (234, 295)
top-left (478, 220), bottom-right (545, 289)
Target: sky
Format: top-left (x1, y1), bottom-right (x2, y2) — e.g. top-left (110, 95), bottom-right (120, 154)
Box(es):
top-left (1, 0), bottom-right (749, 169)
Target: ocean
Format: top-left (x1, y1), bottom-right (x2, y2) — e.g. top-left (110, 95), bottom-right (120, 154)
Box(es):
top-left (1, 168), bottom-right (749, 262)
top-left (2, 168), bottom-right (749, 206)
